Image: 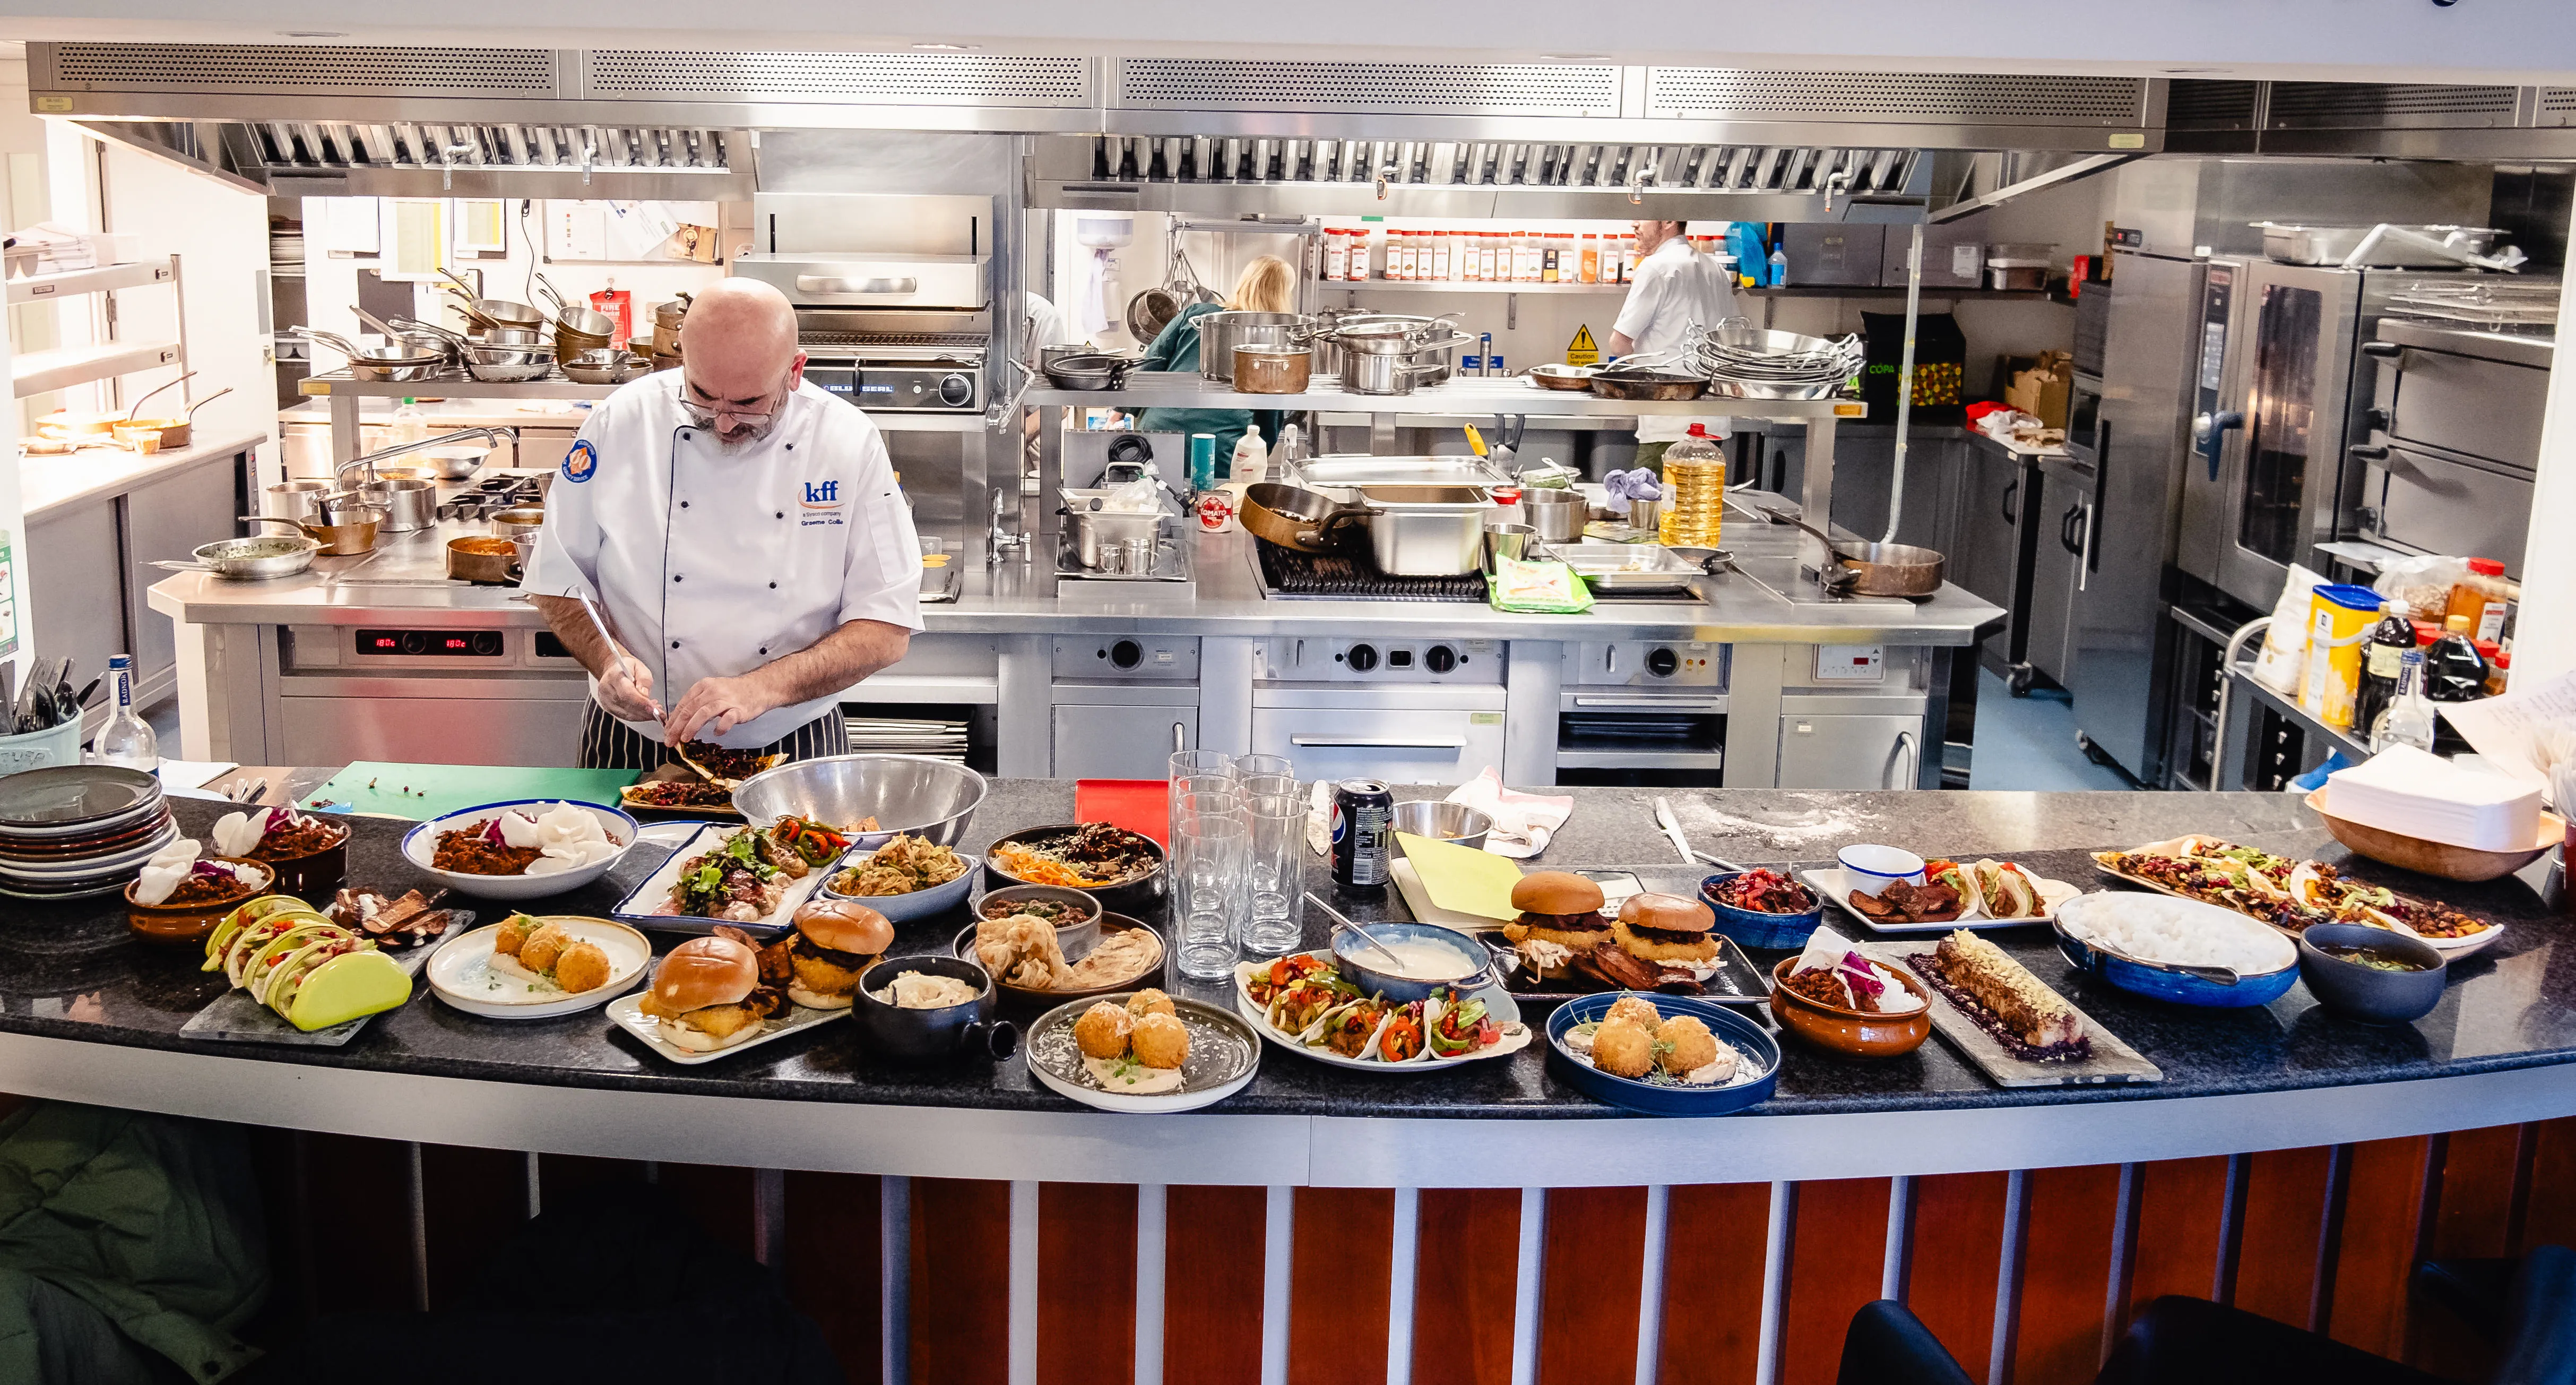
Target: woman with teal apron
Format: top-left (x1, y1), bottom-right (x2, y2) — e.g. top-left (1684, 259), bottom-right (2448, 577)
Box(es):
top-left (1134, 256), bottom-right (1296, 478)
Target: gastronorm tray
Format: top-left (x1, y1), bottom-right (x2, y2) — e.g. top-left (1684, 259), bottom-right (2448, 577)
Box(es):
top-left (1545, 541), bottom-right (1707, 592)
top-left (1853, 942), bottom-right (2159, 1088)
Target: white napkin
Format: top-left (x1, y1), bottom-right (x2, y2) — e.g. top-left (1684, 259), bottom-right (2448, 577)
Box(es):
top-left (1306, 780), bottom-right (1332, 856)
top-left (210, 811), bottom-right (265, 859)
top-left (1444, 768), bottom-right (1573, 859)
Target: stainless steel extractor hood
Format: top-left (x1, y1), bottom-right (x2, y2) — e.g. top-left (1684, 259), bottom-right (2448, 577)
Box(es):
top-left (2166, 78), bottom-right (2576, 159)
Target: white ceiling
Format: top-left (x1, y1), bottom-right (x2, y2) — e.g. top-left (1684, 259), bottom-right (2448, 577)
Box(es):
top-left (0, 0), bottom-right (2570, 85)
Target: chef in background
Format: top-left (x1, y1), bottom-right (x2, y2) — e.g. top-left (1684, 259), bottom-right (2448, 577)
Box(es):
top-left (1133, 255), bottom-right (1296, 471)
top-left (1606, 219), bottom-right (1736, 470)
top-left (522, 278), bottom-right (923, 769)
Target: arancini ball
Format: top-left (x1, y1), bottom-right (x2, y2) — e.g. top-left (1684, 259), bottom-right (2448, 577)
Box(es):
top-left (1590, 1018), bottom-right (1656, 1079)
top-left (1073, 1001), bottom-right (1133, 1060)
top-left (1130, 1011), bottom-right (1191, 1069)
top-left (1655, 1014), bottom-right (1719, 1075)
top-left (1604, 994), bottom-right (1662, 1031)
top-left (1126, 987), bottom-right (1177, 1019)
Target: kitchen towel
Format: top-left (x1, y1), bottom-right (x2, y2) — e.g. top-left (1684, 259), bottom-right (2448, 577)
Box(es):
top-left (1445, 768), bottom-right (1574, 859)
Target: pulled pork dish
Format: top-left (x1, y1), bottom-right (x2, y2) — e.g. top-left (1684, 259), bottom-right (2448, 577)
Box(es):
top-left (625, 780), bottom-right (736, 810)
top-left (991, 822), bottom-right (1159, 889)
top-left (431, 830), bottom-right (543, 876)
top-left (249, 813), bottom-right (346, 860)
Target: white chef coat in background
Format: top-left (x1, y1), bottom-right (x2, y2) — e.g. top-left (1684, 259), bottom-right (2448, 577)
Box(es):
top-left (521, 372), bottom-right (924, 749)
top-left (1024, 291), bottom-right (1081, 364)
top-left (1612, 236), bottom-right (1738, 445)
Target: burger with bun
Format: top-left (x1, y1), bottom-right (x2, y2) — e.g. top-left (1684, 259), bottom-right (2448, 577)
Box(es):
top-left (1613, 892), bottom-right (1722, 968)
top-left (639, 935), bottom-right (787, 1052)
top-left (779, 899), bottom-right (895, 1010)
top-left (1502, 872), bottom-right (1612, 978)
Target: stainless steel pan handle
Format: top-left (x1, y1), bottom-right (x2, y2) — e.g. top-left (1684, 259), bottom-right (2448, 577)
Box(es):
top-left (797, 276), bottom-right (920, 295)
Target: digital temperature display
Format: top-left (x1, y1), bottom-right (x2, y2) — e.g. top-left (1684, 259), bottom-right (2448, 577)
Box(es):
top-left (355, 629), bottom-right (505, 658)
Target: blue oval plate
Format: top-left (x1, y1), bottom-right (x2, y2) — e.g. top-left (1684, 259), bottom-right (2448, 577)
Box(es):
top-left (1545, 991), bottom-right (1781, 1116)
top-left (2052, 922), bottom-right (2298, 1009)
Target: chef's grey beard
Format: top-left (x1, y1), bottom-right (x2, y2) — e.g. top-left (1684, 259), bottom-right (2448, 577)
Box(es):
top-left (713, 416), bottom-right (780, 450)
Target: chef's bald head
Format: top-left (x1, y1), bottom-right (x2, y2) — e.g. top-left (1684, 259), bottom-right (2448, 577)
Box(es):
top-left (679, 278), bottom-right (803, 444)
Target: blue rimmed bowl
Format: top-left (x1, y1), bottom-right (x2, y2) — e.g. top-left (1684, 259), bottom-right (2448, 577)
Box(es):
top-left (1698, 871), bottom-right (1826, 950)
top-left (398, 798), bottom-right (641, 901)
top-left (817, 847), bottom-right (977, 923)
top-left (2051, 894), bottom-right (2298, 1009)
top-left (1544, 992), bottom-right (1780, 1116)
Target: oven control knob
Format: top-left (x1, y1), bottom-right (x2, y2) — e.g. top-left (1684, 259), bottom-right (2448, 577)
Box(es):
top-left (1424, 644), bottom-right (1457, 674)
top-left (1109, 639), bottom-right (1143, 670)
top-left (470, 631), bottom-right (503, 657)
top-left (399, 631), bottom-right (428, 656)
top-left (1646, 648), bottom-right (1679, 678)
top-left (1346, 643), bottom-right (1379, 673)
top-left (938, 373), bottom-right (973, 408)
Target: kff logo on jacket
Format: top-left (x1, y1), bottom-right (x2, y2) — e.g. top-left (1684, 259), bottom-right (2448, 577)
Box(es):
top-left (798, 478), bottom-right (846, 527)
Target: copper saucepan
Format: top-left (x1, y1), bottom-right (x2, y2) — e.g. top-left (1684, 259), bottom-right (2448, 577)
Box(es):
top-left (1760, 505), bottom-right (1947, 598)
top-left (1238, 483), bottom-right (1370, 553)
top-left (115, 385), bottom-right (232, 453)
top-left (241, 509), bottom-right (381, 557)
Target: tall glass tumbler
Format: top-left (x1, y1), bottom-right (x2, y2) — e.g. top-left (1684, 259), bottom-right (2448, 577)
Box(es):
top-left (1170, 773), bottom-right (1239, 857)
top-left (1233, 754), bottom-right (1293, 782)
top-left (1171, 790), bottom-right (1250, 980)
top-left (1171, 750), bottom-right (1232, 782)
top-left (1242, 786), bottom-right (1307, 956)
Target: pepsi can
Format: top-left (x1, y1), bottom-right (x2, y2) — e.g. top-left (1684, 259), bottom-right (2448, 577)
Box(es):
top-left (1329, 779), bottom-right (1393, 890)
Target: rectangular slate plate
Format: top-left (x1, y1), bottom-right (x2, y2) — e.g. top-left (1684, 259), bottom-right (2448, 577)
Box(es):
top-left (1853, 941), bottom-right (2161, 1088)
top-left (180, 916), bottom-right (453, 1046)
top-left (1456, 867), bottom-right (1773, 1010)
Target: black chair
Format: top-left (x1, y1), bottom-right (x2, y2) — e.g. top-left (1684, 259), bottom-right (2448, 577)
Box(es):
top-left (1836, 1301), bottom-right (1978, 1385)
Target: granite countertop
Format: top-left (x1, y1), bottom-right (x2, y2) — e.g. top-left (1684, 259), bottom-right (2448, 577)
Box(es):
top-left (1, 784), bottom-right (2568, 1123)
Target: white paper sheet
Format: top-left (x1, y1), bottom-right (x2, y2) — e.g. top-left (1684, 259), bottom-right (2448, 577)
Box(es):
top-left (2438, 669), bottom-right (2576, 800)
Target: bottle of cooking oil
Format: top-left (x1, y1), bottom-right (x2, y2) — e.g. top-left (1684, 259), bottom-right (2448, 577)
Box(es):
top-left (1658, 424), bottom-right (1726, 546)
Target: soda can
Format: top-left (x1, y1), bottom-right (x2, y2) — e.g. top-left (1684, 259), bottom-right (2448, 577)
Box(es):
top-left (1329, 779), bottom-right (1394, 890)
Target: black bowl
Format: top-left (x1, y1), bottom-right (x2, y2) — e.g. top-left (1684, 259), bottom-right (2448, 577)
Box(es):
top-left (2298, 923), bottom-right (2447, 1026)
top-left (981, 825), bottom-right (1166, 916)
top-left (853, 954), bottom-right (1016, 1062)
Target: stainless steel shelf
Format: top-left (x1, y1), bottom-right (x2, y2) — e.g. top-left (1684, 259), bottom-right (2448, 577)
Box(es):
top-left (301, 371), bottom-right (622, 402)
top-left (2229, 667), bottom-right (2372, 764)
top-left (13, 339), bottom-right (180, 398)
top-left (1554, 747), bottom-right (1726, 770)
top-left (1028, 372), bottom-right (1864, 419)
top-left (5, 257), bottom-right (176, 303)
top-left (1320, 280), bottom-right (1628, 295)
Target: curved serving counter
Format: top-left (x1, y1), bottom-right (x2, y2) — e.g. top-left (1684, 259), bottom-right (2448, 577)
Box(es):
top-left (2, 780), bottom-right (2569, 1383)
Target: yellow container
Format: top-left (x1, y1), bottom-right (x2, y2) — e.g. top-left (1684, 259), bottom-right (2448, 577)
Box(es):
top-left (2298, 583), bottom-right (2385, 730)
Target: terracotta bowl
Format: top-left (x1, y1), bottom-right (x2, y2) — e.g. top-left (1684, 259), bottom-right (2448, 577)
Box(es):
top-left (126, 858), bottom-right (277, 947)
top-left (2304, 788), bottom-right (2564, 883)
top-left (1768, 956), bottom-right (1932, 1059)
top-left (249, 823), bottom-right (351, 900)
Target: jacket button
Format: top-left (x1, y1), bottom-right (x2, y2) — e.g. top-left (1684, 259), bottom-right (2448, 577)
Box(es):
top-left (672, 574), bottom-right (682, 583)
top-left (681, 432), bottom-right (691, 442)
top-left (768, 582), bottom-right (777, 589)
top-left (776, 511), bottom-right (785, 519)
top-left (759, 647), bottom-right (768, 655)
top-left (671, 640), bottom-right (681, 649)
top-left (680, 501), bottom-right (689, 509)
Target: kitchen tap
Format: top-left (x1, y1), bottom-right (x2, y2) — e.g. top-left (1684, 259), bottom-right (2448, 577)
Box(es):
top-left (1821, 165), bottom-right (1856, 214)
top-left (1628, 161), bottom-right (1660, 205)
top-left (1375, 161), bottom-right (1400, 201)
top-left (335, 426), bottom-right (520, 487)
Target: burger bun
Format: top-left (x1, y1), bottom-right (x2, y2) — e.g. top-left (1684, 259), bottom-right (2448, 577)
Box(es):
top-left (651, 935), bottom-right (759, 1013)
top-left (795, 898), bottom-right (895, 957)
top-left (1510, 871), bottom-right (1605, 916)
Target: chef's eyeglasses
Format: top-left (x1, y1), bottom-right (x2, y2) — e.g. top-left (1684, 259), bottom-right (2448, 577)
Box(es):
top-left (680, 368), bottom-right (796, 428)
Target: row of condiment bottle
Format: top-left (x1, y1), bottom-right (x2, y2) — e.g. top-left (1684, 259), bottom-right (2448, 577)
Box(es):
top-left (1324, 229), bottom-right (1640, 285)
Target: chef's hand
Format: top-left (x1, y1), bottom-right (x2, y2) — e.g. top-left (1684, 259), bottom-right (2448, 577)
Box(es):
top-left (664, 674), bottom-right (782, 746)
top-left (595, 649), bottom-right (661, 722)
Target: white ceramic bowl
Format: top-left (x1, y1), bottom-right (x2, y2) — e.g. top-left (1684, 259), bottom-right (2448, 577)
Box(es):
top-left (1837, 844), bottom-right (1927, 898)
top-left (399, 799), bottom-right (639, 901)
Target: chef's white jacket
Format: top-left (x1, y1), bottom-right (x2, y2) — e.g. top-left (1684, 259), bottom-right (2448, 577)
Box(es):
top-left (1612, 236), bottom-right (1738, 444)
top-left (521, 372), bottom-right (923, 749)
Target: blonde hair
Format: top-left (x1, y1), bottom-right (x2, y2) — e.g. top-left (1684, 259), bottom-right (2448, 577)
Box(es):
top-left (1228, 256), bottom-right (1296, 313)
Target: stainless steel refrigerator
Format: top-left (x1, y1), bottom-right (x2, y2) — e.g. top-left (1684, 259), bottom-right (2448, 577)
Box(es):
top-left (2068, 249), bottom-right (2207, 784)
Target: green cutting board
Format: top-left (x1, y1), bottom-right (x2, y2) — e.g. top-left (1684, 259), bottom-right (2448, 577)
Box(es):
top-left (300, 762), bottom-right (636, 822)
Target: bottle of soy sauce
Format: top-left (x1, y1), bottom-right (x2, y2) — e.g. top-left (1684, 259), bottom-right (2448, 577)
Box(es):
top-left (2425, 614), bottom-right (2491, 702)
top-left (2354, 598), bottom-right (2418, 735)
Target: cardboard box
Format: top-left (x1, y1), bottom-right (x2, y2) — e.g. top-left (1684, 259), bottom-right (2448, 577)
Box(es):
top-left (2006, 350), bottom-right (2074, 429)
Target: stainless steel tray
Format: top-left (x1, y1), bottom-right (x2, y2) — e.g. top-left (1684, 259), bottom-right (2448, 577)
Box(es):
top-left (1548, 541), bottom-right (1707, 592)
top-left (1292, 455), bottom-right (1507, 500)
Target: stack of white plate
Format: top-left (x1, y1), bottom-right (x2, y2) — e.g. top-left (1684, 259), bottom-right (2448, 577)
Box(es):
top-left (270, 232), bottom-right (305, 266)
top-left (0, 766), bottom-right (176, 900)
top-left (843, 716), bottom-right (970, 763)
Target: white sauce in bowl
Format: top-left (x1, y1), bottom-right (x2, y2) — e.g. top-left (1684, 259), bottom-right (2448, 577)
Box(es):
top-left (1364, 940), bottom-right (1475, 982)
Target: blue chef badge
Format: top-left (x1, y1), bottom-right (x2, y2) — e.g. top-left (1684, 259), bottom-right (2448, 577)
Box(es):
top-left (561, 438), bottom-right (598, 484)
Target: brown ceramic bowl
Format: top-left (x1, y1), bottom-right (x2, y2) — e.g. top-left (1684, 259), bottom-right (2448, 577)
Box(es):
top-left (247, 821), bottom-right (351, 899)
top-left (1768, 956), bottom-right (1932, 1059)
top-left (126, 858), bottom-right (277, 947)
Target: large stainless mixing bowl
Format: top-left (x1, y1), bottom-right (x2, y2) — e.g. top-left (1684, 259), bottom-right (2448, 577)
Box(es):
top-left (730, 754), bottom-right (988, 850)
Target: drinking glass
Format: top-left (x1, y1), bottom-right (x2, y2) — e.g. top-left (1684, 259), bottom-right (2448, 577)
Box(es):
top-left (1171, 791), bottom-right (1250, 980)
top-left (1242, 785), bottom-right (1308, 956)
top-left (1170, 750), bottom-right (1232, 782)
top-left (1170, 772), bottom-right (1239, 854)
top-left (1232, 753), bottom-right (1293, 782)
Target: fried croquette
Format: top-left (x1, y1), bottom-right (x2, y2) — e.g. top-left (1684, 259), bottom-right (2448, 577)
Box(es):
top-left (1604, 994), bottom-right (1663, 1031)
top-left (518, 922), bottom-right (573, 974)
top-left (553, 940), bottom-right (612, 993)
top-left (491, 914), bottom-right (537, 958)
top-left (1073, 1001), bottom-right (1133, 1059)
top-left (1126, 987), bottom-right (1176, 1019)
top-left (1130, 1011), bottom-right (1190, 1069)
top-left (1591, 1018), bottom-right (1656, 1078)
top-left (1655, 1015), bottom-right (1718, 1075)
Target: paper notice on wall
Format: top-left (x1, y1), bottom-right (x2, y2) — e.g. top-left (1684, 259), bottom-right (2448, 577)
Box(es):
top-left (311, 196), bottom-right (380, 255)
top-left (452, 199), bottom-right (507, 254)
top-left (377, 199), bottom-right (449, 281)
top-left (547, 202), bottom-right (607, 260)
top-left (546, 200), bottom-right (719, 261)
top-left (2439, 669), bottom-right (2576, 795)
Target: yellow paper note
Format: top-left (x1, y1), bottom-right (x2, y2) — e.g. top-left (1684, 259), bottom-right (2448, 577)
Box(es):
top-left (1395, 831), bottom-right (1523, 922)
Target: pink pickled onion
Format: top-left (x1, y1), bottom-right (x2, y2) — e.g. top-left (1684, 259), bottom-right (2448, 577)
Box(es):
top-left (1836, 951), bottom-right (1886, 1002)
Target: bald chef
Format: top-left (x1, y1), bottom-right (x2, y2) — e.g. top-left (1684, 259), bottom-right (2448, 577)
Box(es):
top-left (523, 278), bottom-right (922, 769)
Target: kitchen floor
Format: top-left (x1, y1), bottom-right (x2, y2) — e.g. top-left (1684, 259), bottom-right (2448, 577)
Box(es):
top-left (1968, 669), bottom-right (2141, 791)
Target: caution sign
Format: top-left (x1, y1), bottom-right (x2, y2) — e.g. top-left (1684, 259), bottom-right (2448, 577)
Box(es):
top-left (1565, 325), bottom-right (1601, 367)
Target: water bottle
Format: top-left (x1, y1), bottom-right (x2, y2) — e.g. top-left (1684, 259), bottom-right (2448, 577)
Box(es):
top-left (90, 654), bottom-right (160, 773)
top-left (1768, 243), bottom-right (1789, 288)
top-left (2370, 649), bottom-right (2436, 754)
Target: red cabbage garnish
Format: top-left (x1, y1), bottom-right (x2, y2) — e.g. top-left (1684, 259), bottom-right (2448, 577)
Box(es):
top-left (1836, 952), bottom-right (1886, 1002)
top-left (189, 861), bottom-right (235, 882)
top-left (480, 816), bottom-right (508, 845)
